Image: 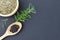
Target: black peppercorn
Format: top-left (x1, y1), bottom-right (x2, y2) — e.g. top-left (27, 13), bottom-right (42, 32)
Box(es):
top-left (10, 25), bottom-right (19, 33)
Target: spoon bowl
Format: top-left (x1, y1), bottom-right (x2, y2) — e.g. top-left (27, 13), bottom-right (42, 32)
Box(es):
top-left (6, 22), bottom-right (22, 35)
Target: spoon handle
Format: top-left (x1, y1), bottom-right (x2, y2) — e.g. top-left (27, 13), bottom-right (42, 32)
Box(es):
top-left (0, 33), bottom-right (8, 40)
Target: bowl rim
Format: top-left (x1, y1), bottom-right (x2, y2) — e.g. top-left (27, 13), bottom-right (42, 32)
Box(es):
top-left (0, 0), bottom-right (19, 17)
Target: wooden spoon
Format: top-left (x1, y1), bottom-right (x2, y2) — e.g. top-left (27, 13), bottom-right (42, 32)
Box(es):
top-left (0, 22), bottom-right (22, 40)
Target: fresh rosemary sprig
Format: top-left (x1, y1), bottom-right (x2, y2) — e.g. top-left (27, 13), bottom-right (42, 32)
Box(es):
top-left (14, 4), bottom-right (36, 22)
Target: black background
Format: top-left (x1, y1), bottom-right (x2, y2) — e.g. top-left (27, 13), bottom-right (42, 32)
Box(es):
top-left (0, 0), bottom-right (60, 40)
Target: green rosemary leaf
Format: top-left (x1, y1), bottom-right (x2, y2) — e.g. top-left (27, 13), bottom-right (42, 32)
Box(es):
top-left (14, 4), bottom-right (36, 22)
top-left (2, 19), bottom-right (8, 21)
top-left (14, 15), bottom-right (18, 21)
top-left (2, 19), bottom-right (8, 28)
top-left (2, 22), bottom-right (5, 28)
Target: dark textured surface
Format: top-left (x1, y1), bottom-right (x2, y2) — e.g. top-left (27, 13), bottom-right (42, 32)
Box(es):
top-left (0, 0), bottom-right (60, 40)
